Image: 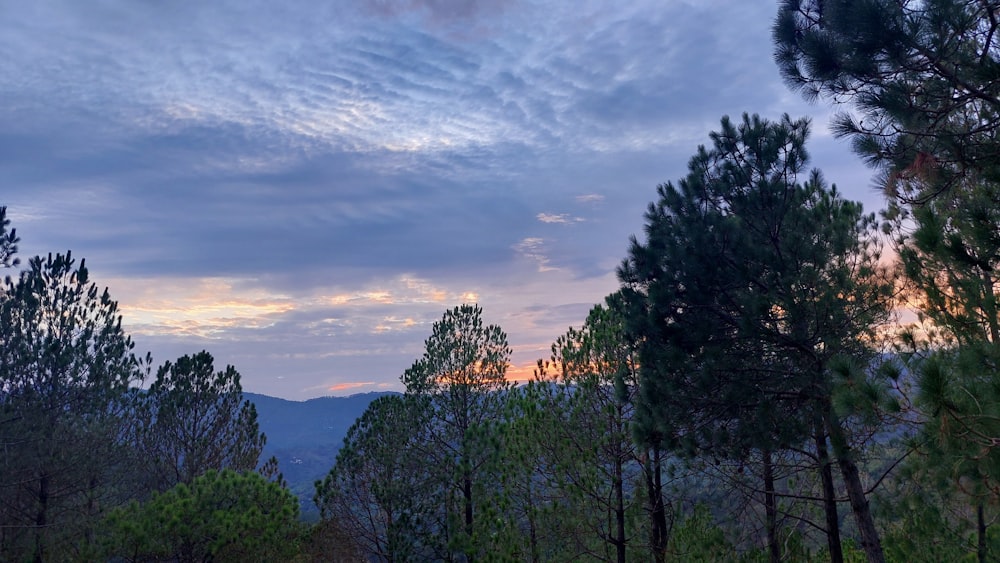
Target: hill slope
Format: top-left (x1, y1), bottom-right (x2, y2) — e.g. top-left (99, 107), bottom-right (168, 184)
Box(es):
top-left (245, 391), bottom-right (397, 519)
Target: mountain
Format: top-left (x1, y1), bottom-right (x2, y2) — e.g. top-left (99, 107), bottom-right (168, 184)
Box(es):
top-left (245, 391), bottom-right (398, 519)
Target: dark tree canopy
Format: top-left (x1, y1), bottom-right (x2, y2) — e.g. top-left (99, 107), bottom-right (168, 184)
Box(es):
top-left (0, 252), bottom-right (145, 560)
top-left (138, 351), bottom-right (266, 491)
top-left (887, 176), bottom-right (1000, 347)
top-left (0, 206), bottom-right (18, 269)
top-left (619, 113), bottom-right (890, 456)
top-left (315, 394), bottom-right (440, 562)
top-left (773, 0), bottom-right (1000, 200)
top-left (619, 113), bottom-right (895, 563)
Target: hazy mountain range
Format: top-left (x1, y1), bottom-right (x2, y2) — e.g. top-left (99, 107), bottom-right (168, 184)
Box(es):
top-left (246, 391), bottom-right (396, 519)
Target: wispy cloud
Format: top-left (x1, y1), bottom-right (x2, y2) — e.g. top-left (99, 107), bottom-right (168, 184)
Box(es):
top-left (513, 237), bottom-right (557, 273)
top-left (0, 0), bottom-right (873, 399)
top-left (506, 361), bottom-right (539, 384)
top-left (575, 194), bottom-right (605, 204)
top-left (373, 316), bottom-right (419, 334)
top-left (328, 381), bottom-right (377, 392)
top-left (536, 212), bottom-right (583, 224)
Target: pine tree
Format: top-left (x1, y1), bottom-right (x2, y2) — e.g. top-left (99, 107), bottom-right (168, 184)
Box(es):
top-left (0, 206), bottom-right (18, 269)
top-left (314, 394), bottom-right (441, 562)
top-left (619, 114), bottom-right (896, 562)
top-left (774, 0), bottom-right (1000, 199)
top-left (136, 351), bottom-right (266, 492)
top-left (400, 303), bottom-right (512, 560)
top-left (0, 252), bottom-right (145, 561)
top-left (539, 294), bottom-right (645, 563)
top-left (100, 469), bottom-right (301, 561)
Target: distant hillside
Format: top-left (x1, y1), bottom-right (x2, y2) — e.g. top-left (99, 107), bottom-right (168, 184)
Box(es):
top-left (245, 391), bottom-right (398, 519)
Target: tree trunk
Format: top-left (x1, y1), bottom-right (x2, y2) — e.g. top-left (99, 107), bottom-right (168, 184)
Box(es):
top-left (614, 446), bottom-right (626, 563)
top-left (463, 472), bottom-right (474, 540)
top-left (981, 270), bottom-right (1000, 344)
top-left (978, 502), bottom-right (987, 563)
top-left (385, 504), bottom-right (396, 563)
top-left (33, 472), bottom-right (48, 563)
top-left (525, 476), bottom-right (539, 563)
top-left (646, 446), bottom-right (668, 563)
top-left (815, 427), bottom-right (844, 563)
top-left (84, 474), bottom-right (99, 550)
top-left (763, 449), bottom-right (780, 563)
top-left (826, 410), bottom-right (885, 563)
top-left (460, 418), bottom-right (475, 562)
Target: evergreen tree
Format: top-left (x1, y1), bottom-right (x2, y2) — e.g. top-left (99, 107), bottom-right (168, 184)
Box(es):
top-left (775, 5), bottom-right (1000, 559)
top-left (773, 0), bottom-right (1000, 199)
top-left (619, 114), bottom-right (895, 562)
top-left (877, 99), bottom-right (1000, 562)
top-left (876, 350), bottom-right (1000, 563)
top-left (314, 394), bottom-right (442, 562)
top-left (492, 381), bottom-right (574, 562)
top-left (885, 174), bottom-right (1000, 348)
top-left (136, 351), bottom-right (266, 492)
top-left (0, 252), bottom-right (145, 561)
top-left (0, 206), bottom-right (18, 269)
top-left (401, 303), bottom-right (512, 561)
top-left (100, 469), bottom-right (301, 562)
top-left (538, 294), bottom-right (646, 563)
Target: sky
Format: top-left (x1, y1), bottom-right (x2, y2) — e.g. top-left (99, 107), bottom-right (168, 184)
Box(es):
top-left (0, 0), bottom-right (886, 400)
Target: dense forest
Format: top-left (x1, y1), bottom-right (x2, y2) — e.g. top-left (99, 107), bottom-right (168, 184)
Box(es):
top-left (3, 1), bottom-right (1000, 561)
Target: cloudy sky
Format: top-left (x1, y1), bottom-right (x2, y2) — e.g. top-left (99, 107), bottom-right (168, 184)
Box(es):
top-left (0, 0), bottom-right (884, 400)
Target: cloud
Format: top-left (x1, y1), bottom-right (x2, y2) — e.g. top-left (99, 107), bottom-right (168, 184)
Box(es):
top-left (373, 317), bottom-right (418, 333)
top-left (328, 381), bottom-right (377, 392)
top-left (361, 0), bottom-right (515, 30)
top-left (0, 0), bottom-right (874, 399)
top-left (513, 237), bottom-right (557, 272)
top-left (113, 272), bottom-right (484, 341)
top-left (536, 212), bottom-right (583, 224)
top-left (575, 194), bottom-right (605, 204)
top-left (506, 361), bottom-right (538, 384)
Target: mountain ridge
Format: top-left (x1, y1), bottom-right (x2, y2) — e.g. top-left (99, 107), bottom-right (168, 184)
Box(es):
top-left (245, 390), bottom-right (399, 518)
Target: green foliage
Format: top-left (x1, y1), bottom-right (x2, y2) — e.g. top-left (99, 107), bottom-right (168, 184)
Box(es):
top-left (878, 483), bottom-right (988, 562)
top-left (619, 112), bottom-right (892, 458)
top-left (0, 211), bottom-right (294, 560)
top-left (883, 164), bottom-right (1000, 563)
top-left (474, 295), bottom-right (680, 563)
top-left (0, 251), bottom-right (143, 417)
top-left (774, 0), bottom-right (1000, 195)
top-left (899, 343), bottom-right (1000, 563)
top-left (0, 251), bottom-right (146, 560)
top-left (618, 113), bottom-right (896, 562)
top-left (539, 294), bottom-right (649, 563)
top-left (885, 177), bottom-right (1000, 348)
top-left (490, 381), bottom-right (585, 562)
top-left (399, 303), bottom-right (513, 560)
top-left (833, 3), bottom-right (1000, 553)
top-left (100, 469), bottom-right (301, 562)
top-left (916, 345), bottom-right (1000, 495)
top-left (666, 505), bottom-right (736, 561)
top-left (314, 394), bottom-right (441, 561)
top-left (137, 351), bottom-right (266, 492)
top-left (0, 205), bottom-right (18, 269)
top-left (401, 303), bottom-right (511, 399)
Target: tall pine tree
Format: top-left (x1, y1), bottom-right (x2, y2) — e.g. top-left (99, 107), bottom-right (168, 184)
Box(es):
top-left (0, 252), bottom-right (145, 561)
top-left (401, 304), bottom-right (512, 561)
top-left (619, 114), bottom-right (895, 562)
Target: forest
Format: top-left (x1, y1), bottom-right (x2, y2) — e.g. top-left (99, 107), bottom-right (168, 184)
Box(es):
top-left (3, 1), bottom-right (1000, 561)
